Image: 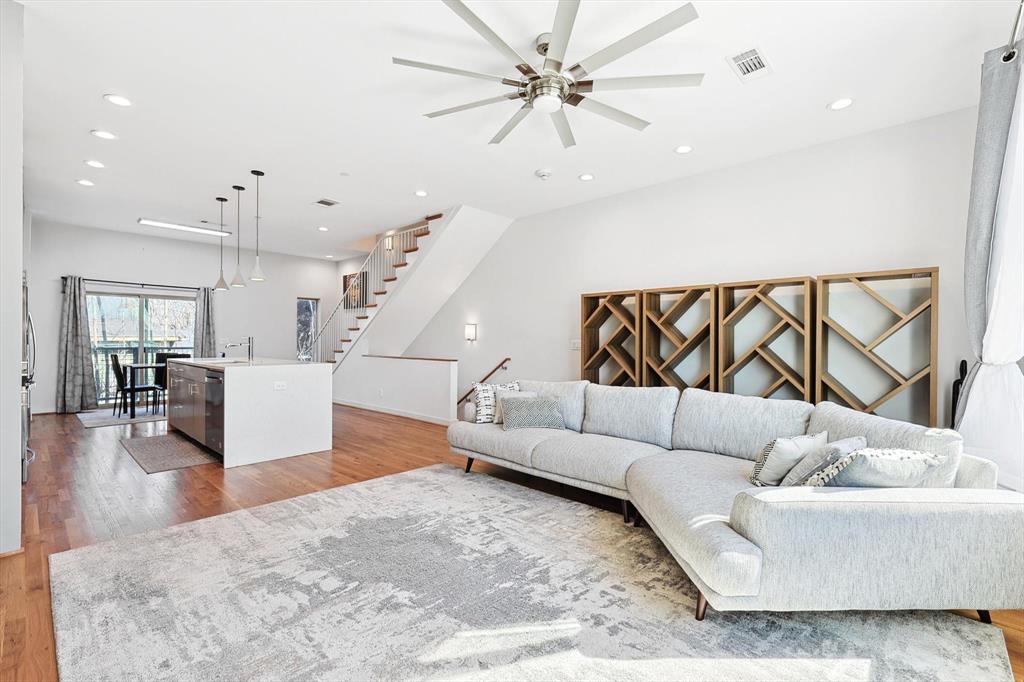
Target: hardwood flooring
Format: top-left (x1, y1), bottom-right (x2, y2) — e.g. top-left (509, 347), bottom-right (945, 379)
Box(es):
top-left (1, 406), bottom-right (1021, 681)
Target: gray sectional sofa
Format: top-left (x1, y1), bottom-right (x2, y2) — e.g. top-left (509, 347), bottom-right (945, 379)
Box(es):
top-left (447, 381), bottom-right (1024, 620)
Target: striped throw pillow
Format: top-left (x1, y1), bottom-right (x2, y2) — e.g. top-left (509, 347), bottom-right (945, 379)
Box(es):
top-left (473, 381), bottom-right (519, 424)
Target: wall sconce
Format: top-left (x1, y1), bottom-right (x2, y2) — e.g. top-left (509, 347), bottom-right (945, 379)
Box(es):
top-left (464, 323), bottom-right (478, 342)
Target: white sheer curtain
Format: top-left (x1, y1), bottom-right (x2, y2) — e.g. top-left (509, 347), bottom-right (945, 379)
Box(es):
top-left (956, 53), bottom-right (1024, 491)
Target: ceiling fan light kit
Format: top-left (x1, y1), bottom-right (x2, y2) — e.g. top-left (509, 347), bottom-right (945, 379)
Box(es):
top-left (395, 0), bottom-right (704, 148)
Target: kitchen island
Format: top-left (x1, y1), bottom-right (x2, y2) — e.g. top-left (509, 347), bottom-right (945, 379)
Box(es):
top-left (167, 357), bottom-right (333, 468)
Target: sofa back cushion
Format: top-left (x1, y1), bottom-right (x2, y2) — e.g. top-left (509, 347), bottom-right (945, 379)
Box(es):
top-left (807, 401), bottom-right (962, 487)
top-left (581, 384), bottom-right (680, 448)
top-left (673, 388), bottom-right (813, 461)
top-left (518, 380), bottom-right (589, 432)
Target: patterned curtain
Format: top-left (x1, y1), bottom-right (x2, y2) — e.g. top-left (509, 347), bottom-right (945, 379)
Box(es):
top-left (56, 276), bottom-right (98, 413)
top-left (193, 287), bottom-right (217, 357)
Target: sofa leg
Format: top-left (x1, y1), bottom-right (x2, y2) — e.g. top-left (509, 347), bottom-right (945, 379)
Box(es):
top-left (621, 499), bottom-right (631, 524)
top-left (464, 457), bottom-right (474, 473)
top-left (978, 609), bottom-right (992, 624)
top-left (695, 591), bottom-right (708, 621)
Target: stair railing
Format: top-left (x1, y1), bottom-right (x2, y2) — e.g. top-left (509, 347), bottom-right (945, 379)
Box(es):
top-left (456, 357), bottom-right (512, 406)
top-left (299, 217), bottom-right (436, 366)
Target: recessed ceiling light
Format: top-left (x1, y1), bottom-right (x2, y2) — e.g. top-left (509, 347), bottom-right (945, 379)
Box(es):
top-left (137, 218), bottom-right (231, 237)
top-left (415, 190), bottom-right (428, 197)
top-left (827, 97), bottom-right (854, 111)
top-left (578, 173), bottom-right (595, 182)
top-left (103, 94), bottom-right (132, 107)
top-left (325, 255), bottom-right (334, 259)
top-left (84, 159), bottom-right (105, 168)
top-left (317, 226), bottom-right (329, 232)
top-left (76, 179), bottom-right (95, 186)
top-left (90, 129), bottom-right (117, 140)
top-left (674, 145), bottom-right (693, 154)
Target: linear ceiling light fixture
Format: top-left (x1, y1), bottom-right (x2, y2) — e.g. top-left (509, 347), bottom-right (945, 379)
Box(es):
top-left (137, 218), bottom-right (231, 237)
top-left (230, 185), bottom-right (247, 288)
top-left (249, 170), bottom-right (266, 282)
top-left (213, 197), bottom-right (230, 291)
top-left (103, 94), bottom-right (132, 107)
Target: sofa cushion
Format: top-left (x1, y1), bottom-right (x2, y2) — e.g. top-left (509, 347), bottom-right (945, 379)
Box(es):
top-left (808, 401), bottom-right (962, 487)
top-left (518, 380), bottom-right (588, 432)
top-left (672, 388), bottom-right (813, 460)
top-left (626, 450), bottom-right (762, 596)
top-left (446, 421), bottom-right (561, 467)
top-left (532, 433), bottom-right (666, 491)
top-left (581, 384), bottom-right (680, 448)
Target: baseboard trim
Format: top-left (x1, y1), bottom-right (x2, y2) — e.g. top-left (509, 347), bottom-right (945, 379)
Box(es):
top-left (332, 399), bottom-right (454, 426)
top-left (0, 546), bottom-right (25, 560)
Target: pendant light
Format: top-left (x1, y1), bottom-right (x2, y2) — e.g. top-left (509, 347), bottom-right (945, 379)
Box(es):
top-left (249, 169), bottom-right (266, 281)
top-left (230, 184), bottom-right (246, 288)
top-left (213, 196), bottom-right (229, 291)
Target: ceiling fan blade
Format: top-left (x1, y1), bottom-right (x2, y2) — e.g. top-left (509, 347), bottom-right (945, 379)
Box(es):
top-left (393, 58), bottom-right (521, 86)
top-left (566, 95), bottom-right (649, 131)
top-left (543, 0), bottom-right (580, 75)
top-left (576, 74), bottom-right (704, 92)
top-left (566, 3), bottom-right (699, 80)
top-left (551, 108), bottom-right (576, 148)
top-left (489, 103), bottom-right (533, 144)
top-left (425, 93), bottom-right (522, 118)
top-left (442, 0), bottom-right (538, 77)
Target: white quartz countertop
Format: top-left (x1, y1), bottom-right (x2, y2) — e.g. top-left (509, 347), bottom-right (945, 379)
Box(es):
top-left (168, 357), bottom-right (330, 371)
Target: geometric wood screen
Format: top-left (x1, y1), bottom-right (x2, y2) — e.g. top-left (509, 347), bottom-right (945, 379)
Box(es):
top-left (581, 289), bottom-right (641, 386)
top-left (815, 267), bottom-right (938, 426)
top-left (717, 277), bottom-right (814, 401)
top-left (642, 285), bottom-right (716, 390)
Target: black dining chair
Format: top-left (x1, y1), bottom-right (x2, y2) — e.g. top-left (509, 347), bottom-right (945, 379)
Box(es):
top-left (110, 354), bottom-right (159, 417)
top-left (154, 352), bottom-right (190, 414)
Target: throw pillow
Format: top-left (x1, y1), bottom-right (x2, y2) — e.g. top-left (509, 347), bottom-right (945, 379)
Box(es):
top-left (803, 448), bottom-right (944, 488)
top-left (780, 436), bottom-right (867, 486)
top-left (749, 432), bottom-right (828, 486)
top-left (494, 389), bottom-right (537, 424)
top-left (501, 397), bottom-right (565, 431)
top-left (473, 381), bottom-right (519, 424)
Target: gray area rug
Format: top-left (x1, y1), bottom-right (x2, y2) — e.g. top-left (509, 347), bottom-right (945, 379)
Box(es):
top-left (76, 407), bottom-right (166, 428)
top-left (49, 465), bottom-right (1011, 681)
top-left (120, 432), bottom-right (219, 473)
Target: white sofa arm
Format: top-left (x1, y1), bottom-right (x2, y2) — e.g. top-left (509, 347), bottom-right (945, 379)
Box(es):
top-left (729, 486), bottom-right (1024, 610)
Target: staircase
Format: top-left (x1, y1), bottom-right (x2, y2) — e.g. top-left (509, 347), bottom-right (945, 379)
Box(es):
top-left (300, 214), bottom-right (441, 371)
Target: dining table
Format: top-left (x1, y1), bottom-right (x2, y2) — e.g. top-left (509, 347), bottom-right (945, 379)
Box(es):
top-left (122, 362), bottom-right (165, 419)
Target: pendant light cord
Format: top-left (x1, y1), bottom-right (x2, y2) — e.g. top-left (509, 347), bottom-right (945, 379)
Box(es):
top-left (236, 187), bottom-right (242, 265)
top-left (255, 173), bottom-right (260, 257)
top-left (1006, 0), bottom-right (1024, 62)
top-left (219, 201), bottom-right (224, 270)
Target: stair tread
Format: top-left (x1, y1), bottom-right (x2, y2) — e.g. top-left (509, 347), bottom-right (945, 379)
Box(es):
top-left (347, 327), bottom-right (360, 331)
top-left (402, 247), bottom-right (419, 253)
top-left (356, 315), bottom-right (369, 320)
top-left (373, 290), bottom-right (387, 296)
top-left (393, 262), bottom-right (408, 268)
top-left (383, 277), bottom-right (397, 282)
top-left (365, 303), bottom-right (378, 308)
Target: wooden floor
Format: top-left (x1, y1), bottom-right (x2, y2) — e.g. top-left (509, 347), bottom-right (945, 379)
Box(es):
top-left (1, 406), bottom-right (1021, 681)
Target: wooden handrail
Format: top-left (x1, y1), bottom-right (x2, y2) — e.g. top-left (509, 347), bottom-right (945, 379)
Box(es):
top-left (457, 357), bottom-right (512, 405)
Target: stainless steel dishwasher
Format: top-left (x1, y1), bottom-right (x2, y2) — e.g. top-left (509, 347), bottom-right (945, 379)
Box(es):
top-left (204, 371), bottom-right (225, 455)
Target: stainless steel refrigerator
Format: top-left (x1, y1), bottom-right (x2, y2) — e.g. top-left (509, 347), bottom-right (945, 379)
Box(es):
top-left (22, 272), bottom-right (36, 483)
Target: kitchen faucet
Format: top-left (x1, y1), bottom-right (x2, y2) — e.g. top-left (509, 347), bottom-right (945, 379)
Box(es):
top-left (224, 336), bottom-right (254, 362)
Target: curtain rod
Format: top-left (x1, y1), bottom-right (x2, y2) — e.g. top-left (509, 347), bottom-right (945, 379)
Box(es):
top-left (62, 276), bottom-right (200, 293)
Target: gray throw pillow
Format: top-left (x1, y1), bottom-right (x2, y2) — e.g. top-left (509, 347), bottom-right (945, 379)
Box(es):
top-left (750, 432), bottom-right (827, 486)
top-left (804, 448), bottom-right (944, 488)
top-left (781, 436), bottom-right (866, 486)
top-left (494, 389), bottom-right (537, 424)
top-left (501, 397), bottom-right (565, 431)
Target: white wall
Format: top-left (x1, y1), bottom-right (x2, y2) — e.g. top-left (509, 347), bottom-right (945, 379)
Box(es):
top-left (1, 0), bottom-right (25, 554)
top-left (28, 219), bottom-right (341, 413)
top-left (333, 356), bottom-right (457, 425)
top-left (407, 108), bottom-right (979, 424)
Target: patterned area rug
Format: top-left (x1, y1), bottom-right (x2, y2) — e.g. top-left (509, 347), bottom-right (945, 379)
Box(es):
top-left (49, 465), bottom-right (1012, 681)
top-left (120, 432), bottom-right (219, 473)
top-left (76, 408), bottom-right (166, 428)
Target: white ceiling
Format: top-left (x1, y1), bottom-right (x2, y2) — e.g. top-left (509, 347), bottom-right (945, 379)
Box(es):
top-left (22, 0), bottom-right (1014, 260)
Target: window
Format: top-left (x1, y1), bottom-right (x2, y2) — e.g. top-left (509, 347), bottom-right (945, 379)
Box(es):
top-left (87, 292), bottom-right (196, 402)
top-left (297, 298), bottom-right (319, 359)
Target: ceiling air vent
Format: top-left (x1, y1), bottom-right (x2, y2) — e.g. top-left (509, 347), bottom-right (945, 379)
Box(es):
top-left (728, 48), bottom-right (772, 82)
top-left (315, 197), bottom-right (339, 207)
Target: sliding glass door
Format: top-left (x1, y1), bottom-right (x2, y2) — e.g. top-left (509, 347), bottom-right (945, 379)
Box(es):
top-left (87, 293), bottom-right (196, 402)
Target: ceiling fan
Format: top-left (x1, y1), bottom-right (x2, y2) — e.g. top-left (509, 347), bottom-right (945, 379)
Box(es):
top-left (394, 0), bottom-right (704, 148)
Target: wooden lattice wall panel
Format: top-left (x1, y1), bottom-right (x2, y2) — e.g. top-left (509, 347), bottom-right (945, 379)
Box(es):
top-left (815, 267), bottom-right (938, 426)
top-left (581, 290), bottom-right (642, 386)
top-left (718, 277), bottom-right (814, 401)
top-left (642, 285), bottom-right (717, 390)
